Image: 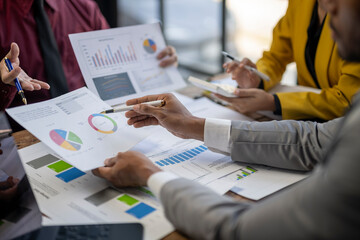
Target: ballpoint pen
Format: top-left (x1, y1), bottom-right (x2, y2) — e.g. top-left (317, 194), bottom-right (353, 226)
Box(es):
top-left (100, 100), bottom-right (165, 114)
top-left (4, 57), bottom-right (27, 105)
top-left (222, 51), bottom-right (270, 81)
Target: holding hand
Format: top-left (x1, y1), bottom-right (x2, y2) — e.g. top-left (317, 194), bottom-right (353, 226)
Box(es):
top-left (125, 93), bottom-right (205, 141)
top-left (215, 88), bottom-right (276, 114)
top-left (92, 151), bottom-right (161, 187)
top-left (223, 58), bottom-right (261, 88)
top-left (0, 42), bottom-right (50, 91)
top-left (157, 46), bottom-right (178, 68)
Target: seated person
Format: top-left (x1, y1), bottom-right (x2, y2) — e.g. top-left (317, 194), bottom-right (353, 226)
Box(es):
top-left (92, 0), bottom-right (360, 237)
top-left (0, 0), bottom-right (177, 131)
top-left (222, 0), bottom-right (360, 121)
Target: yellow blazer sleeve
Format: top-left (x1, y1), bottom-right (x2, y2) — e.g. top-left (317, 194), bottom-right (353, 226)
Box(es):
top-left (256, 0), bottom-right (295, 91)
top-left (277, 60), bottom-right (360, 120)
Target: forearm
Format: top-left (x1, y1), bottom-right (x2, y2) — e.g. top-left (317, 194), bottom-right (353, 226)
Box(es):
top-left (229, 119), bottom-right (340, 171)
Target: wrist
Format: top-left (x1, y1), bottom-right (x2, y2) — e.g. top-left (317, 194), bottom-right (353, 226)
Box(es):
top-left (187, 116), bottom-right (205, 141)
top-left (142, 165), bottom-right (162, 185)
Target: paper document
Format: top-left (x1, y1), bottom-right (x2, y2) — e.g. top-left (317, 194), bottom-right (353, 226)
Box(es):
top-left (19, 143), bottom-right (173, 240)
top-left (7, 87), bottom-right (154, 171)
top-left (69, 23), bottom-right (186, 106)
top-left (131, 127), bottom-right (243, 193)
top-left (219, 166), bottom-right (308, 200)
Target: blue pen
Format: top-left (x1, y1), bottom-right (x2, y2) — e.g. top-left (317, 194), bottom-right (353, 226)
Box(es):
top-left (4, 57), bottom-right (27, 105)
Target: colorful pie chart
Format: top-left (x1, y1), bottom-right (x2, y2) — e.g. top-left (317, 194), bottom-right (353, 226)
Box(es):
top-left (143, 38), bottom-right (157, 54)
top-left (49, 129), bottom-right (82, 151)
top-left (88, 114), bottom-right (118, 134)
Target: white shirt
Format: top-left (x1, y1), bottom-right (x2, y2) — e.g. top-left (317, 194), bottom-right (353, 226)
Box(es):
top-left (147, 118), bottom-right (231, 199)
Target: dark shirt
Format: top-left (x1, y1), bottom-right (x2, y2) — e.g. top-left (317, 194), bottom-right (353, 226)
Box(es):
top-left (272, 2), bottom-right (326, 116)
top-left (0, 0), bottom-right (109, 111)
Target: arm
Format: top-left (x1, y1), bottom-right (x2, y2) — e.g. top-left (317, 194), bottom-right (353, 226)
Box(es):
top-left (277, 61), bottom-right (360, 120)
top-left (93, 104), bottom-right (359, 239)
top-left (126, 93), bottom-right (340, 171)
top-left (0, 43), bottom-right (50, 110)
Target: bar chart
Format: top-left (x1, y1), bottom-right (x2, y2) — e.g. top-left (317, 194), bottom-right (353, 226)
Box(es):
top-left (154, 145), bottom-right (208, 167)
top-left (26, 154), bottom-right (86, 183)
top-left (78, 35), bottom-right (141, 75)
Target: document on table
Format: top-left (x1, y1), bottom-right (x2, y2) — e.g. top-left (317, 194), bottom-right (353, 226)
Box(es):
top-left (131, 127), bottom-right (242, 194)
top-left (69, 22), bottom-right (186, 106)
top-left (6, 87), bottom-right (154, 171)
top-left (19, 143), bottom-right (173, 240)
top-left (220, 166), bottom-right (308, 200)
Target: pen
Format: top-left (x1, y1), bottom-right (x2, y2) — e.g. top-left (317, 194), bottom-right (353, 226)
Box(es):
top-left (0, 129), bottom-right (12, 139)
top-left (100, 100), bottom-right (165, 114)
top-left (4, 57), bottom-right (27, 104)
top-left (222, 51), bottom-right (270, 81)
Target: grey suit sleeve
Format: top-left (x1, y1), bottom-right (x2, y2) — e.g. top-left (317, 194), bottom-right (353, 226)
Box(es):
top-left (229, 118), bottom-right (341, 171)
top-left (159, 106), bottom-right (360, 240)
top-left (160, 114), bottom-right (360, 239)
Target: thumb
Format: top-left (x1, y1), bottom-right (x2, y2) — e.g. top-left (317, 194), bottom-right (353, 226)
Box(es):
top-left (7, 43), bottom-right (20, 61)
top-left (92, 166), bottom-right (112, 179)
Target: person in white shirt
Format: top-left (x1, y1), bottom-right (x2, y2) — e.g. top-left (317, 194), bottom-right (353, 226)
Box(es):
top-left (93, 0), bottom-right (360, 238)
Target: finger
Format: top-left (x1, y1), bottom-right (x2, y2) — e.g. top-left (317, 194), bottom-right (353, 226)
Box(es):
top-left (157, 46), bottom-right (175, 59)
top-left (125, 110), bottom-right (143, 118)
top-left (92, 167), bottom-right (112, 179)
top-left (159, 55), bottom-right (177, 67)
top-left (2, 67), bottom-right (21, 84)
top-left (234, 89), bottom-right (256, 98)
top-left (126, 94), bottom-right (163, 106)
top-left (6, 42), bottom-right (20, 62)
top-left (241, 58), bottom-right (256, 68)
top-left (127, 115), bottom-right (151, 125)
top-left (133, 117), bottom-right (159, 128)
top-left (226, 62), bottom-right (240, 73)
top-left (214, 93), bottom-right (236, 103)
top-left (132, 103), bottom-right (162, 117)
top-left (30, 79), bottom-right (50, 89)
top-left (19, 81), bottom-right (35, 91)
top-left (104, 156), bottom-right (119, 167)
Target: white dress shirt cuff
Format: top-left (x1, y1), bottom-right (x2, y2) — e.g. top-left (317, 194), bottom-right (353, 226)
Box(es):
top-left (147, 171), bottom-right (179, 199)
top-left (204, 118), bottom-right (231, 153)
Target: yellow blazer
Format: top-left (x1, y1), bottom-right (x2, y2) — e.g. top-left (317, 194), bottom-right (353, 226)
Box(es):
top-left (257, 0), bottom-right (360, 120)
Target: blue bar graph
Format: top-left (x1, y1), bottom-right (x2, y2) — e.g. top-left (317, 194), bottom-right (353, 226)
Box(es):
top-left (126, 202), bottom-right (156, 219)
top-left (56, 168), bottom-right (86, 183)
top-left (155, 145), bottom-right (208, 167)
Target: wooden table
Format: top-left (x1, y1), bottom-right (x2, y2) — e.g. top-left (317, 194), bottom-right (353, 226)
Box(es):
top-left (12, 130), bottom-right (253, 240)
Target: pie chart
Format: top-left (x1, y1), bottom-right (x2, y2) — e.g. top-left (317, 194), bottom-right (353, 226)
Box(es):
top-left (88, 114), bottom-right (118, 134)
top-left (49, 129), bottom-right (82, 151)
top-left (143, 39), bottom-right (157, 54)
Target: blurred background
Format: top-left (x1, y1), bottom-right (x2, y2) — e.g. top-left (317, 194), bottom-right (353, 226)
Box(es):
top-left (95, 0), bottom-right (296, 85)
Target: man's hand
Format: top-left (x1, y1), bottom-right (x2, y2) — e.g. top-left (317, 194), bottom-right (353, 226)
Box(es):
top-left (215, 88), bottom-right (276, 114)
top-left (0, 42), bottom-right (50, 91)
top-left (157, 46), bottom-right (178, 68)
top-left (92, 151), bottom-right (162, 187)
top-left (125, 93), bottom-right (205, 141)
top-left (223, 58), bottom-right (261, 88)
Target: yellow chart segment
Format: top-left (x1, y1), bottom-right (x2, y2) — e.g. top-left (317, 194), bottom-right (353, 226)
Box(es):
top-left (60, 141), bottom-right (77, 151)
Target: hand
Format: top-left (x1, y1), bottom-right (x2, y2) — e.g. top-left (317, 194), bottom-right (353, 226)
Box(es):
top-left (92, 151), bottom-right (162, 187)
top-left (157, 46), bottom-right (178, 68)
top-left (125, 93), bottom-right (205, 141)
top-left (0, 42), bottom-right (50, 91)
top-left (0, 176), bottom-right (20, 202)
top-left (223, 58), bottom-right (261, 88)
top-left (215, 88), bottom-right (276, 114)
